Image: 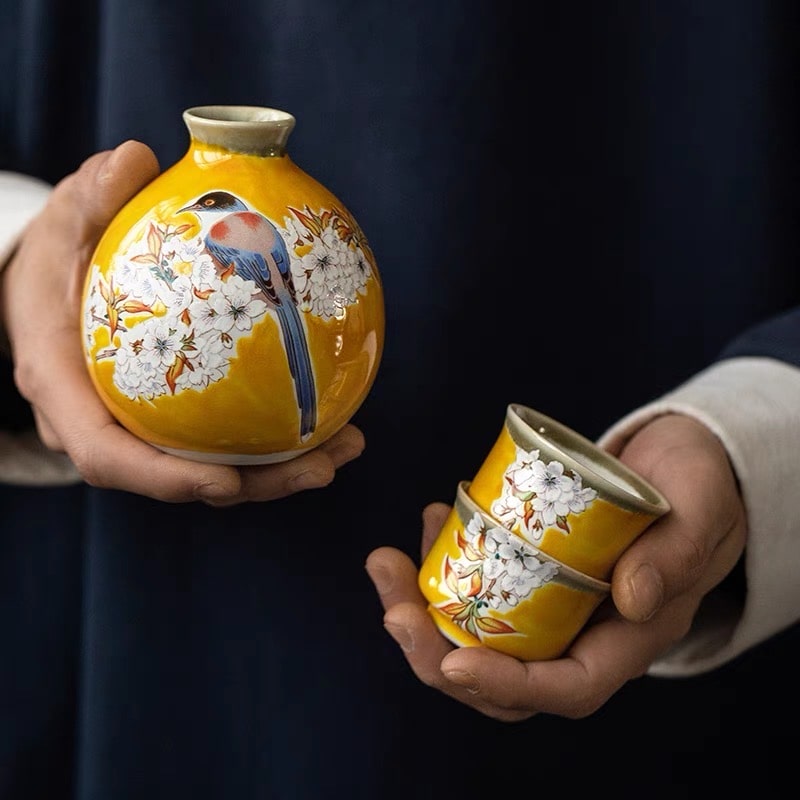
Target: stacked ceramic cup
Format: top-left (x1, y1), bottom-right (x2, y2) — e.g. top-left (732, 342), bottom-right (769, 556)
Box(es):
top-left (418, 404), bottom-right (670, 661)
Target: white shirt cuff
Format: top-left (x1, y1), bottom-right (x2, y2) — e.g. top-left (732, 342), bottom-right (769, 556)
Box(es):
top-left (0, 172), bottom-right (52, 268)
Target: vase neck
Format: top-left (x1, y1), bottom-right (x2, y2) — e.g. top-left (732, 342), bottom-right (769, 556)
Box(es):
top-left (182, 105), bottom-right (296, 157)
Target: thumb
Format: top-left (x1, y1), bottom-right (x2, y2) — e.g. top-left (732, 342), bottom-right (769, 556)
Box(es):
top-left (50, 140), bottom-right (161, 241)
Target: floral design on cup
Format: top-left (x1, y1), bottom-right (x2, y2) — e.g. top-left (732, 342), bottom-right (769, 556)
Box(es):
top-left (434, 511), bottom-right (559, 641)
top-left (83, 202), bottom-right (376, 401)
top-left (491, 445), bottom-right (598, 542)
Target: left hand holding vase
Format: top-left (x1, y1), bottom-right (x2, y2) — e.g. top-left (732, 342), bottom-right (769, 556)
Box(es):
top-left (0, 141), bottom-right (364, 504)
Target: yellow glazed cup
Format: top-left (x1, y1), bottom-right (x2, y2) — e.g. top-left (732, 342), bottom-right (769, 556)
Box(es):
top-left (419, 481), bottom-right (610, 661)
top-left (468, 404), bottom-right (670, 581)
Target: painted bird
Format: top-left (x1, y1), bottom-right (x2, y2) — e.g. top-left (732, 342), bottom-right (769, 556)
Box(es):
top-left (179, 191), bottom-right (317, 440)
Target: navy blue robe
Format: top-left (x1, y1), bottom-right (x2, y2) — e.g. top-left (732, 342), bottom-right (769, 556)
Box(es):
top-left (2, 2), bottom-right (799, 797)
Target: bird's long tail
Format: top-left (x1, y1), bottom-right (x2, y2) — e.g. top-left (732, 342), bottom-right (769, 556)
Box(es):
top-left (276, 300), bottom-right (317, 440)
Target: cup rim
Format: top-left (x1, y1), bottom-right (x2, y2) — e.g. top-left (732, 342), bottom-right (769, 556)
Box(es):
top-left (506, 404), bottom-right (670, 517)
top-left (456, 481), bottom-right (611, 593)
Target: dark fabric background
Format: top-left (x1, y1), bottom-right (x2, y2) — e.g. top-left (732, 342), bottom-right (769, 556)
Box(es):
top-left (1, 1), bottom-right (798, 798)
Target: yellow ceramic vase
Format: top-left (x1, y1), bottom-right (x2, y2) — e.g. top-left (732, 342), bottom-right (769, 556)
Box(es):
top-left (81, 106), bottom-right (385, 464)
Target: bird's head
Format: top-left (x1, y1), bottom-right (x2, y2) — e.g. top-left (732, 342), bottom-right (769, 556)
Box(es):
top-left (178, 191), bottom-right (248, 215)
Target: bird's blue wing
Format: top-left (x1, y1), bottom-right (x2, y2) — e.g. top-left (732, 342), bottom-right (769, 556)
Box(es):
top-left (269, 232), bottom-right (299, 303)
top-left (205, 239), bottom-right (277, 303)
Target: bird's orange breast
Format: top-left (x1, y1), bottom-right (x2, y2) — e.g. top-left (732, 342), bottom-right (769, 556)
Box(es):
top-left (211, 212), bottom-right (277, 251)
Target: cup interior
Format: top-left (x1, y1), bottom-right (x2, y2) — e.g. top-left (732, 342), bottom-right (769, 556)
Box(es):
top-left (508, 404), bottom-right (670, 516)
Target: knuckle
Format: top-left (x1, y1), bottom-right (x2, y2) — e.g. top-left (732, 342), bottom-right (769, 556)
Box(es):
top-left (670, 528), bottom-right (708, 583)
top-left (67, 446), bottom-right (107, 489)
top-left (562, 693), bottom-right (606, 720)
top-left (415, 667), bottom-right (447, 692)
top-left (11, 358), bottom-right (39, 405)
top-left (35, 425), bottom-right (61, 452)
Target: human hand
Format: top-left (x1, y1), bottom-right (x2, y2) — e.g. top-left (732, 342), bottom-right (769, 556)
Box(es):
top-left (365, 413), bottom-right (746, 721)
top-left (0, 141), bottom-right (364, 504)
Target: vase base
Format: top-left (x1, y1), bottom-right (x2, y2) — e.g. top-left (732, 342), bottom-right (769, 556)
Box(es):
top-left (152, 443), bottom-right (311, 465)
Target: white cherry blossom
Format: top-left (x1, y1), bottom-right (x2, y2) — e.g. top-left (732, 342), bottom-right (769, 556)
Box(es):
top-left (210, 280), bottom-right (267, 334)
top-left (489, 445), bottom-right (598, 544)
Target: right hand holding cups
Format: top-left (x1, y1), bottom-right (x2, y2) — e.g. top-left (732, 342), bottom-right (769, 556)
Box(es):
top-left (366, 412), bottom-right (746, 721)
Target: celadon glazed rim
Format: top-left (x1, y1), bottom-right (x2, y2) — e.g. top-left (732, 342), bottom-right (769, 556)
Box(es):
top-left (506, 403), bottom-right (671, 517)
top-left (183, 105), bottom-right (296, 156)
top-left (456, 481), bottom-right (610, 594)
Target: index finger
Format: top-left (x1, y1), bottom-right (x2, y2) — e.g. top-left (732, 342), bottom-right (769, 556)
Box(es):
top-left (365, 545), bottom-right (533, 721)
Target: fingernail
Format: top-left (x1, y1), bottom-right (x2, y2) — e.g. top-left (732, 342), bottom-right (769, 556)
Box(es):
top-left (630, 563), bottom-right (664, 621)
top-left (366, 564), bottom-right (394, 595)
top-left (444, 669), bottom-right (481, 694)
top-left (384, 623), bottom-right (414, 653)
top-left (194, 482), bottom-right (231, 503)
top-left (99, 141), bottom-right (131, 180)
top-left (288, 470), bottom-right (330, 492)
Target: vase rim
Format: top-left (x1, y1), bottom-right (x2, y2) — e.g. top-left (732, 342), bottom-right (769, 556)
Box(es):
top-left (183, 105), bottom-right (296, 156)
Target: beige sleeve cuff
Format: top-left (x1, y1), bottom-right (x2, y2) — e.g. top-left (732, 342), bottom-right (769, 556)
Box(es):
top-left (0, 430), bottom-right (80, 485)
top-left (598, 357), bottom-right (800, 676)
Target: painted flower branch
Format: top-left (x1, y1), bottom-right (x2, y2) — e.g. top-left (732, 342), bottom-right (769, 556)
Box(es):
top-left (83, 200), bottom-right (376, 402)
top-left (435, 512), bottom-right (559, 641)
